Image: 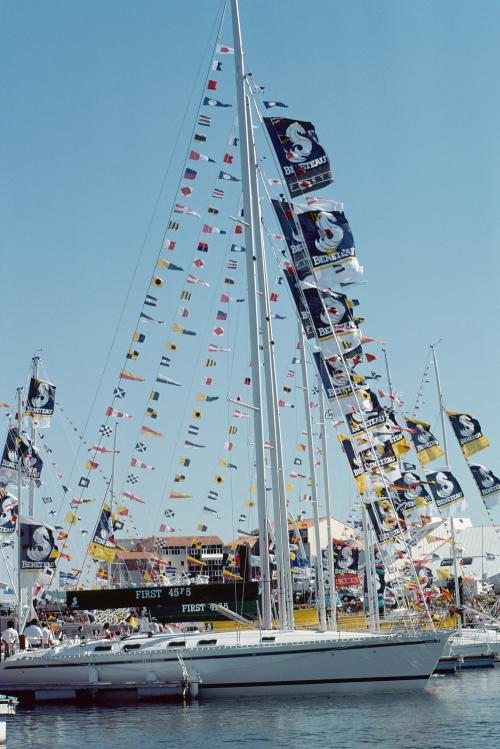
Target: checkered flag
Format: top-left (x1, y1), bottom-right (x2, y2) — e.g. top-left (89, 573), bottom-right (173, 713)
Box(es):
top-left (126, 474), bottom-right (139, 484)
top-left (99, 425), bottom-right (113, 437)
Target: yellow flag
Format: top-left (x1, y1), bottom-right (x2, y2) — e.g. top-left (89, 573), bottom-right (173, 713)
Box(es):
top-left (64, 511), bottom-right (78, 525)
top-left (286, 483), bottom-right (294, 492)
top-left (88, 542), bottom-right (116, 563)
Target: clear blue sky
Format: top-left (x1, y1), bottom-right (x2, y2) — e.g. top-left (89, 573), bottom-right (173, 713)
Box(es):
top-left (1, 0), bottom-right (499, 581)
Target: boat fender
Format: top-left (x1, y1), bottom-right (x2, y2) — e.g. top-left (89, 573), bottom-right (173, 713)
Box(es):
top-left (188, 680), bottom-right (199, 699)
top-left (146, 671), bottom-right (158, 682)
top-left (88, 666), bottom-right (99, 684)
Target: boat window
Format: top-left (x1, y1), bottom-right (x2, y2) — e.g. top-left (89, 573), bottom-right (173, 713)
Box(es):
top-left (123, 643), bottom-right (141, 651)
top-left (94, 645), bottom-right (112, 652)
top-left (198, 639), bottom-right (217, 646)
top-left (261, 636), bottom-right (275, 642)
top-left (168, 640), bottom-right (186, 648)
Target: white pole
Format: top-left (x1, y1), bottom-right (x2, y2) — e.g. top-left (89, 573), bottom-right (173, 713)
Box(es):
top-left (16, 387), bottom-right (23, 630)
top-left (430, 344), bottom-right (461, 624)
top-left (231, 0), bottom-right (271, 629)
top-left (298, 325), bottom-right (327, 631)
top-left (318, 377), bottom-right (336, 629)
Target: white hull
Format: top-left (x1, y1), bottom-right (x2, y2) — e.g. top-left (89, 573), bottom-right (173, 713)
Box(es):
top-left (0, 628), bottom-right (448, 700)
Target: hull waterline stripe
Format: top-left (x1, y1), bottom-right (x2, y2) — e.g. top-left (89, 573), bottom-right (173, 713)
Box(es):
top-left (201, 674), bottom-right (430, 689)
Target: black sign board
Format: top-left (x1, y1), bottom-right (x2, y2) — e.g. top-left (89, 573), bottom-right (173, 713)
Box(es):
top-left (151, 599), bottom-right (259, 623)
top-left (66, 582), bottom-right (259, 610)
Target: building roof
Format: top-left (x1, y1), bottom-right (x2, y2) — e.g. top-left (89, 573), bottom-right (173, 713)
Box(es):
top-left (115, 550), bottom-right (163, 562)
top-left (224, 536), bottom-right (259, 548)
top-left (154, 535), bottom-right (223, 547)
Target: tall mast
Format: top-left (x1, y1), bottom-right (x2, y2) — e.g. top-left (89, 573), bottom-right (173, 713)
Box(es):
top-left (430, 343), bottom-right (461, 621)
top-left (109, 422), bottom-right (118, 587)
top-left (298, 325), bottom-right (327, 631)
top-left (17, 386), bottom-right (23, 628)
top-left (318, 375), bottom-right (336, 629)
top-left (27, 354), bottom-right (40, 620)
top-left (28, 356), bottom-right (40, 519)
top-left (231, 0), bottom-right (272, 629)
top-left (247, 116), bottom-right (294, 629)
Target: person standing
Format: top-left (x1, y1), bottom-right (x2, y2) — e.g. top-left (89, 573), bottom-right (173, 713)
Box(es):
top-left (24, 618), bottom-right (43, 648)
top-left (1, 620), bottom-right (19, 658)
top-left (41, 622), bottom-right (55, 648)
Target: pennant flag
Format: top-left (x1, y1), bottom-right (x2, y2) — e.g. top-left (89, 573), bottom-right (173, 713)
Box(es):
top-left (263, 100), bottom-right (289, 109)
top-left (218, 170), bottom-right (240, 182)
top-left (130, 457), bottom-right (155, 470)
top-left (122, 491), bottom-right (145, 504)
top-left (447, 411), bottom-right (490, 458)
top-left (172, 323), bottom-right (197, 336)
top-left (212, 188), bottom-right (224, 199)
top-left (184, 440), bottom-right (205, 448)
top-left (202, 224), bottom-right (226, 235)
top-left (189, 149), bottom-right (215, 163)
top-left (216, 43), bottom-right (234, 54)
top-left (141, 426), bottom-right (164, 438)
top-left (173, 205), bottom-right (199, 219)
top-left (156, 375), bottom-right (181, 386)
top-left (469, 463), bottom-right (500, 508)
top-left (405, 417), bottom-right (445, 465)
top-left (106, 406), bottom-right (132, 419)
top-left (140, 312), bottom-right (165, 325)
top-left (169, 491), bottom-right (192, 499)
top-left (203, 97), bottom-right (231, 108)
top-left (119, 370), bottom-right (144, 382)
top-left (208, 344), bottom-right (231, 352)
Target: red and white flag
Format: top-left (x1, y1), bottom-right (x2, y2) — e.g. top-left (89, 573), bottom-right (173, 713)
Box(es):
top-left (106, 406), bottom-right (132, 420)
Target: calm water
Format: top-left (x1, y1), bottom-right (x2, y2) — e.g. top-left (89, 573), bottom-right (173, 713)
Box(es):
top-left (5, 670), bottom-right (500, 749)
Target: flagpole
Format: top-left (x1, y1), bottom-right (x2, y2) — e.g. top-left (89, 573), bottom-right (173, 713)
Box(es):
top-left (318, 375), bottom-right (336, 629)
top-left (430, 343), bottom-right (461, 623)
top-left (381, 347), bottom-right (393, 398)
top-left (108, 421), bottom-right (118, 587)
top-left (298, 324), bottom-right (327, 631)
top-left (231, 0), bottom-right (272, 629)
top-left (17, 386), bottom-right (23, 630)
top-left (27, 355), bottom-right (40, 621)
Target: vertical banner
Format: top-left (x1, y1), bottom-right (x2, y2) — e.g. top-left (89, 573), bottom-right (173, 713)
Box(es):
top-left (469, 463), bottom-right (500, 509)
top-left (26, 378), bottom-right (56, 428)
top-left (425, 469), bottom-right (465, 514)
top-left (447, 411), bottom-right (489, 457)
top-left (405, 417), bottom-right (445, 465)
top-left (264, 117), bottom-right (334, 197)
top-left (88, 503), bottom-right (123, 563)
top-left (20, 516), bottom-right (57, 583)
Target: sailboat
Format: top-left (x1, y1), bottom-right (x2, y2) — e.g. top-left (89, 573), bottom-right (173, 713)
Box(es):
top-left (0, 0), bottom-right (449, 701)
